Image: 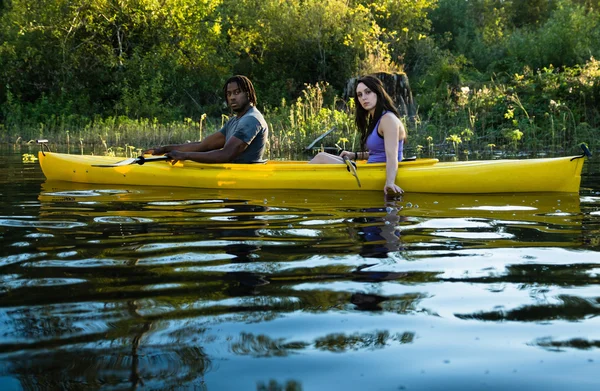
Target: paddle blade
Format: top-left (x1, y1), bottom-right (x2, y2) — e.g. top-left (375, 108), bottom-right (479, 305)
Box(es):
top-left (92, 158), bottom-right (138, 167)
top-left (343, 156), bottom-right (361, 188)
top-left (580, 143), bottom-right (592, 158)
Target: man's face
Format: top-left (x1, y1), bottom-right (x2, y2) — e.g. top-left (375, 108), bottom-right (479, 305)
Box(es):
top-left (226, 82), bottom-right (249, 113)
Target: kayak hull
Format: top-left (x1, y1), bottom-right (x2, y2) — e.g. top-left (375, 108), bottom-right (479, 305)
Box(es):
top-left (37, 151), bottom-right (585, 193)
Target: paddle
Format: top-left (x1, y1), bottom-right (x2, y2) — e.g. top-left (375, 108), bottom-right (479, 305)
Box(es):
top-left (580, 143), bottom-right (592, 158)
top-left (92, 155), bottom-right (170, 167)
top-left (343, 155), bottom-right (361, 188)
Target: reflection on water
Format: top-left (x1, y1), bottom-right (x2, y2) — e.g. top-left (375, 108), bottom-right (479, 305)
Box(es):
top-left (1, 153), bottom-right (600, 390)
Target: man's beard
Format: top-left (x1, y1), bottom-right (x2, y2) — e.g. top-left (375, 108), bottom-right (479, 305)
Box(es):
top-left (232, 102), bottom-right (250, 114)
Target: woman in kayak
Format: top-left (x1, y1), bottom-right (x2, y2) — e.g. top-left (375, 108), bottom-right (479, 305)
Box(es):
top-left (309, 75), bottom-right (406, 195)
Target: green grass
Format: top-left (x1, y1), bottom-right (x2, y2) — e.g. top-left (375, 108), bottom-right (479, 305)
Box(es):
top-left (4, 61), bottom-right (600, 160)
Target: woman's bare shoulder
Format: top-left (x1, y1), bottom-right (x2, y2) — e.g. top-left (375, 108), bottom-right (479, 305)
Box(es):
top-left (380, 112), bottom-right (401, 127)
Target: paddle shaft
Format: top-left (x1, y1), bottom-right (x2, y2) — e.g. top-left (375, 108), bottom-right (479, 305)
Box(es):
top-left (137, 155), bottom-right (170, 165)
top-left (343, 155), bottom-right (361, 188)
top-left (92, 155), bottom-right (170, 167)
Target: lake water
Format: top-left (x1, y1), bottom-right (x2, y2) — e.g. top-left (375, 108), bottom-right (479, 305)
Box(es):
top-left (1, 146), bottom-right (600, 390)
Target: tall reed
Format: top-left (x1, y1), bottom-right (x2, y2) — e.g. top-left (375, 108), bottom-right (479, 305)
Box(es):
top-left (5, 59), bottom-right (600, 159)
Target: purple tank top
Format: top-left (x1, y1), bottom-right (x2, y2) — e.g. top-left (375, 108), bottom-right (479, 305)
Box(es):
top-left (365, 112), bottom-right (404, 163)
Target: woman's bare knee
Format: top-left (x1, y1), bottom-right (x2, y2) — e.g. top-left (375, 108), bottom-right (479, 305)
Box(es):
top-left (309, 152), bottom-right (336, 164)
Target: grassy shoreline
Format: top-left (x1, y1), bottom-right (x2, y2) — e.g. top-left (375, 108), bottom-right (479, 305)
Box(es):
top-left (4, 60), bottom-right (599, 161)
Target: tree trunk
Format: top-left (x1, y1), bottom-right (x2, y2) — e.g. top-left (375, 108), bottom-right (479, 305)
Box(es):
top-left (344, 72), bottom-right (416, 120)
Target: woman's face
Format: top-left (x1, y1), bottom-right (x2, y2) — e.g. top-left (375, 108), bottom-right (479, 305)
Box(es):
top-left (356, 82), bottom-right (377, 113)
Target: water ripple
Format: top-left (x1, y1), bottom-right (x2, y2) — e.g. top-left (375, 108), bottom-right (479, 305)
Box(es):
top-left (0, 171), bottom-right (598, 390)
top-left (92, 216), bottom-right (154, 224)
top-left (0, 218), bottom-right (87, 229)
top-left (1, 252), bottom-right (47, 267)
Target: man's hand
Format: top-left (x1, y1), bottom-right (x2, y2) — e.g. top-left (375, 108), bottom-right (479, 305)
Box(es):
top-left (165, 150), bottom-right (187, 165)
top-left (143, 146), bottom-right (167, 155)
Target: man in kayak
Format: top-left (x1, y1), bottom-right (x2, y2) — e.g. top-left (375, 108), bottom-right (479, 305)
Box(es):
top-left (144, 75), bottom-right (268, 164)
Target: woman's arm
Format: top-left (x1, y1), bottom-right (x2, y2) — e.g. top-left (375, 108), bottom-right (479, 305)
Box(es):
top-left (380, 115), bottom-right (405, 194)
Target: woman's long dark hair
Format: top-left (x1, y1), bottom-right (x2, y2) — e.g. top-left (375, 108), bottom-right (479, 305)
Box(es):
top-left (354, 75), bottom-right (402, 149)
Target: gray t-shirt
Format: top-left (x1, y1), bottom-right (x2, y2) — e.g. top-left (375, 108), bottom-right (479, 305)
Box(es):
top-left (219, 106), bottom-right (268, 163)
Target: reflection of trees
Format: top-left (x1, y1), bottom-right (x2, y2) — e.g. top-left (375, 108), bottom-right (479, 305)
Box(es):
top-left (500, 225), bottom-right (583, 245)
top-left (352, 263), bottom-right (408, 282)
top-left (582, 204), bottom-right (600, 249)
top-left (2, 305), bottom-right (85, 343)
top-left (456, 295), bottom-right (600, 322)
top-left (447, 263), bottom-right (600, 287)
top-left (225, 271), bottom-right (270, 296)
top-left (257, 379), bottom-right (303, 391)
top-left (2, 300), bottom-right (212, 390)
top-left (534, 336), bottom-right (600, 351)
top-left (127, 300), bottom-right (153, 390)
top-left (350, 291), bottom-right (430, 313)
top-left (226, 243), bottom-right (262, 262)
top-left (314, 330), bottom-right (414, 352)
top-left (23, 185), bottom-right (592, 386)
top-left (8, 343), bottom-right (211, 390)
top-left (350, 292), bottom-right (388, 311)
top-left (229, 330), bottom-right (414, 357)
top-left (230, 332), bottom-right (308, 357)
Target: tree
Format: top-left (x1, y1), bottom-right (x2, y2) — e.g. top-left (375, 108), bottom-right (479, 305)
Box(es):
top-left (222, 0), bottom-right (388, 104)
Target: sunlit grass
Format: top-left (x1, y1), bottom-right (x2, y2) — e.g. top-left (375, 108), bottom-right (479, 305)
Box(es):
top-left (5, 60), bottom-right (600, 160)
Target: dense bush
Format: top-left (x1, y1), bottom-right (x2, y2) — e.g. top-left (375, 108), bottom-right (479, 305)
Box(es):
top-left (1, 0), bottom-right (599, 156)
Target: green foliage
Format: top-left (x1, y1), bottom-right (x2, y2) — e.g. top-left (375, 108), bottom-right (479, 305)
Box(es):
top-left (0, 0), bottom-right (227, 123)
top-left (506, 0), bottom-right (600, 70)
top-left (360, 0), bottom-right (436, 68)
top-left (1, 0), bottom-right (600, 158)
top-left (222, 0), bottom-right (384, 105)
top-left (264, 82), bottom-right (356, 159)
top-left (412, 58), bottom-right (600, 155)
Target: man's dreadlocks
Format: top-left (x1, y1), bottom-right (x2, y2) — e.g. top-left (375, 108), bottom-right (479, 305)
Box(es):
top-left (223, 75), bottom-right (257, 106)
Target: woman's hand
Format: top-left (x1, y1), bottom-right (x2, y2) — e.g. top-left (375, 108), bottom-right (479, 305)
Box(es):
top-left (339, 150), bottom-right (357, 160)
top-left (384, 182), bottom-right (404, 195)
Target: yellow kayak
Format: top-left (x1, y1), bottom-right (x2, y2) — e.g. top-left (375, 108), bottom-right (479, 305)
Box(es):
top-left (37, 150), bottom-right (587, 193)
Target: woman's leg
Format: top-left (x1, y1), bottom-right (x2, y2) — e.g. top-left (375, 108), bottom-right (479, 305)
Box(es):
top-left (308, 152), bottom-right (345, 164)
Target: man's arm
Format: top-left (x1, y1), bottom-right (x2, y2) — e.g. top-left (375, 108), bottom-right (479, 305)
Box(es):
top-left (167, 136), bottom-right (249, 163)
top-left (145, 132), bottom-right (226, 155)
